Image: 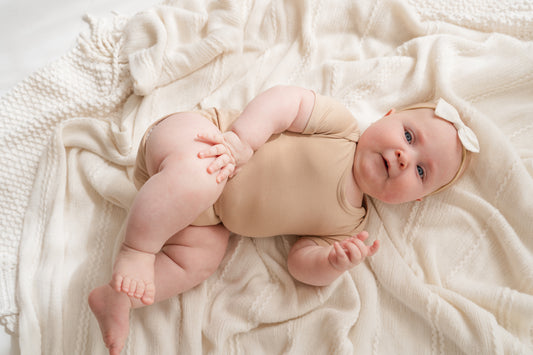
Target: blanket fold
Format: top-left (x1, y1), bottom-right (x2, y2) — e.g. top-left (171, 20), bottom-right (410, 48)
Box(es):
top-left (1, 0), bottom-right (532, 354)
top-left (124, 2), bottom-right (244, 96)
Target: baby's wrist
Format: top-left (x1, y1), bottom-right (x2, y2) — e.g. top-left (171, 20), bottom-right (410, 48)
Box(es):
top-left (228, 128), bottom-right (253, 153)
top-left (224, 130), bottom-right (254, 167)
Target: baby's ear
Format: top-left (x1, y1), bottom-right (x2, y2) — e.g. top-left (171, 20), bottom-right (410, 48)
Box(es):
top-left (384, 108), bottom-right (396, 116)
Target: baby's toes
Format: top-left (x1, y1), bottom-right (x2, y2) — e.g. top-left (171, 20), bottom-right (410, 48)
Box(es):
top-left (127, 279), bottom-right (138, 298)
top-left (134, 281), bottom-right (146, 299)
top-left (122, 276), bottom-right (133, 294)
top-left (111, 274), bottom-right (123, 293)
top-left (141, 283), bottom-right (155, 306)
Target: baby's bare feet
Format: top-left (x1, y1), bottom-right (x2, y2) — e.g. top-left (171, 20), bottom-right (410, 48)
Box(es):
top-left (89, 285), bottom-right (131, 355)
top-left (111, 244), bottom-right (156, 305)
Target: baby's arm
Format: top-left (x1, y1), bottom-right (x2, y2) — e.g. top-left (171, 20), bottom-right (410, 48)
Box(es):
top-left (287, 232), bottom-right (379, 286)
top-left (198, 85), bottom-right (315, 180)
top-left (228, 85), bottom-right (315, 150)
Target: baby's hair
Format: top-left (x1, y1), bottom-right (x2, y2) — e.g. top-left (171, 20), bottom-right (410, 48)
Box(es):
top-left (397, 101), bottom-right (471, 196)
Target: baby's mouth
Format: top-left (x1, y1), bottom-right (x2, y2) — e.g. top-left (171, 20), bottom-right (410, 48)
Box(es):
top-left (382, 156), bottom-right (389, 176)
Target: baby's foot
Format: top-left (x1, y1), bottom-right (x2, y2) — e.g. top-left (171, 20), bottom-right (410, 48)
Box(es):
top-left (111, 244), bottom-right (156, 305)
top-left (88, 285), bottom-right (131, 355)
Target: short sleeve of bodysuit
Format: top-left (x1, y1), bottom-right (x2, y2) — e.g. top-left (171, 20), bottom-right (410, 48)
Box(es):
top-left (302, 93), bottom-right (360, 142)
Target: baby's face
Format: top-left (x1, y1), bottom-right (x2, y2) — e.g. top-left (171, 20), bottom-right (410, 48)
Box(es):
top-left (353, 108), bottom-right (463, 204)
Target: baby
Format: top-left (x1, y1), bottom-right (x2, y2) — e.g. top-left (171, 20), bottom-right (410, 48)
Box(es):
top-left (89, 85), bottom-right (479, 355)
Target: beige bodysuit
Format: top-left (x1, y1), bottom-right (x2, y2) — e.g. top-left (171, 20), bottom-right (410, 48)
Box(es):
top-left (134, 94), bottom-right (367, 246)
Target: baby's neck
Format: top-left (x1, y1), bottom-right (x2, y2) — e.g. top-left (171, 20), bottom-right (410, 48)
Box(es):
top-left (344, 170), bottom-right (364, 208)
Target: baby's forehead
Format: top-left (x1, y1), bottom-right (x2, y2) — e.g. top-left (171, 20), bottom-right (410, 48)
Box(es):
top-left (394, 106), bottom-right (440, 127)
top-left (398, 102), bottom-right (450, 127)
top-left (406, 108), bottom-right (460, 144)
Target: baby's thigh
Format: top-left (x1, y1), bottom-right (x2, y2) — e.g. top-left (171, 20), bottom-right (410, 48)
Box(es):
top-left (145, 112), bottom-right (221, 176)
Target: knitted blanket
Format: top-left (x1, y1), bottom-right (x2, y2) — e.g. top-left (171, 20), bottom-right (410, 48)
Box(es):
top-left (1, 0), bottom-right (532, 353)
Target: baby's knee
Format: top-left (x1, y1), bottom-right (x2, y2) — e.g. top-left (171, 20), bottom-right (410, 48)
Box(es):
top-left (144, 112), bottom-right (221, 174)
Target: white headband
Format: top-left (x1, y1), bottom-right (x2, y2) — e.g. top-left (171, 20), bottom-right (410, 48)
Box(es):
top-left (434, 98), bottom-right (480, 153)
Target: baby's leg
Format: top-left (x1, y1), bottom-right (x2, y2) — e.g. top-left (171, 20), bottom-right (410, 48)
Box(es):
top-left (112, 113), bottom-right (227, 304)
top-left (90, 224), bottom-right (230, 355)
top-left (151, 224), bottom-right (231, 299)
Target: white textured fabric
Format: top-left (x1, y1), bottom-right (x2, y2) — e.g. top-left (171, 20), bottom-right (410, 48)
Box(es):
top-left (0, 14), bottom-right (133, 334)
top-left (1, 0), bottom-right (533, 354)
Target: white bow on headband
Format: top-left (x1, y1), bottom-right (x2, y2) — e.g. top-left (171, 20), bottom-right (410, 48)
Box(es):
top-left (435, 99), bottom-right (480, 153)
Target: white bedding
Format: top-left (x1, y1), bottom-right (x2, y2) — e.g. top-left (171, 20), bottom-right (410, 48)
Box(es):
top-left (1, 0), bottom-right (532, 354)
top-left (0, 0), bottom-right (157, 352)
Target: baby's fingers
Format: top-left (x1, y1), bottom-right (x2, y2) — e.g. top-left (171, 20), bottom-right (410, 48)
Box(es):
top-left (198, 143), bottom-right (227, 159)
top-left (344, 240), bottom-right (363, 263)
top-left (342, 236), bottom-right (380, 263)
top-left (206, 154), bottom-right (232, 174)
top-left (367, 240), bottom-right (380, 257)
top-left (329, 242), bottom-right (348, 266)
top-left (353, 238), bottom-right (369, 258)
top-left (330, 242), bottom-right (339, 257)
top-left (196, 132), bottom-right (223, 145)
top-left (216, 164), bottom-right (235, 183)
top-left (356, 231), bottom-right (369, 242)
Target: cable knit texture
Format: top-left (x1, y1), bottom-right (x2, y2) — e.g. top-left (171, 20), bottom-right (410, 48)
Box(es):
top-left (0, 14), bottom-right (132, 333)
top-left (1, 0), bottom-right (532, 354)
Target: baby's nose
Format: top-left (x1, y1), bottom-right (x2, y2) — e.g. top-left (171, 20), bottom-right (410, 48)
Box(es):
top-left (396, 149), bottom-right (408, 169)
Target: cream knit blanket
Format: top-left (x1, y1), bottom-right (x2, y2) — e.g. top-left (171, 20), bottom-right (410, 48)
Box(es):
top-left (1, 0), bottom-right (533, 353)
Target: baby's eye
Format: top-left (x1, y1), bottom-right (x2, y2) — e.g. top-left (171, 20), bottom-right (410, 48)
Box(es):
top-left (417, 165), bottom-right (425, 179)
top-left (404, 130), bottom-right (413, 143)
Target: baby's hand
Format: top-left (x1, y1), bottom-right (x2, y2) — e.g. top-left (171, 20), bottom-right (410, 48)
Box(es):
top-left (328, 231), bottom-right (379, 272)
top-left (197, 130), bottom-right (253, 183)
